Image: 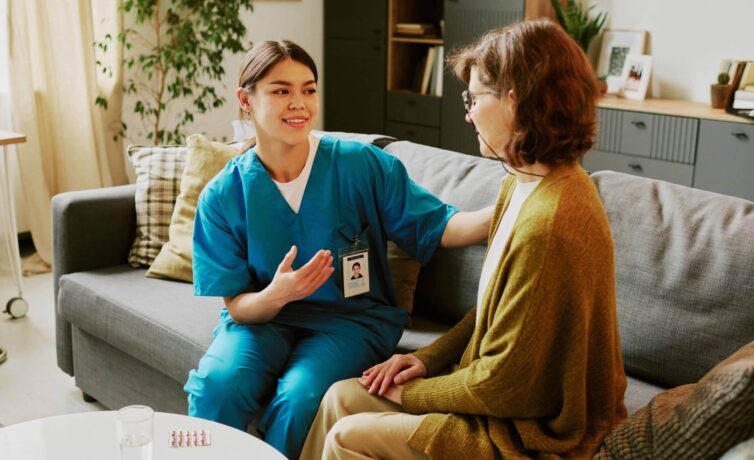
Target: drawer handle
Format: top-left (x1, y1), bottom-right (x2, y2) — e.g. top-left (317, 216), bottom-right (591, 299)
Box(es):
top-left (628, 163), bottom-right (644, 173)
top-left (732, 132), bottom-right (749, 141)
top-left (630, 120), bottom-right (647, 129)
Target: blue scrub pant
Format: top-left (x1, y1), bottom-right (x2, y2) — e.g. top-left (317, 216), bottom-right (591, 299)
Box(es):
top-left (184, 309), bottom-right (389, 459)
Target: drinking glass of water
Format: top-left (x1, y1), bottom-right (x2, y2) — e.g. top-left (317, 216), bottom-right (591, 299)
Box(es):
top-left (116, 405), bottom-right (154, 460)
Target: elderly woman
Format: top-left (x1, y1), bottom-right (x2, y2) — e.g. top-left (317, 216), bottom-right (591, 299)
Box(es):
top-left (302, 19), bottom-right (627, 459)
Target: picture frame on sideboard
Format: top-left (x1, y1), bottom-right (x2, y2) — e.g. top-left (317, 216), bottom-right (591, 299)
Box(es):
top-left (620, 54), bottom-right (653, 101)
top-left (596, 30), bottom-right (648, 94)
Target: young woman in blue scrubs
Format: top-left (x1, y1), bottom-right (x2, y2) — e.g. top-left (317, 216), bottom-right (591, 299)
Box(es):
top-left (184, 40), bottom-right (493, 459)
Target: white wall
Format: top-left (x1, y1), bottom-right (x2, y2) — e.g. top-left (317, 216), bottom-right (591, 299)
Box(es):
top-left (590, 0), bottom-right (754, 102)
top-left (122, 0), bottom-right (324, 146)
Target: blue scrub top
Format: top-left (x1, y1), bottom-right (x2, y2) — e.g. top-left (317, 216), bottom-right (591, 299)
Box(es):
top-left (192, 135), bottom-right (458, 342)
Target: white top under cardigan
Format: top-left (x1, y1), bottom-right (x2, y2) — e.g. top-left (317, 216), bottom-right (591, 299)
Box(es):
top-left (476, 178), bottom-right (541, 323)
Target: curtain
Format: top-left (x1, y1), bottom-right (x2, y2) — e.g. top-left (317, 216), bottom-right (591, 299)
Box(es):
top-left (7, 0), bottom-right (127, 269)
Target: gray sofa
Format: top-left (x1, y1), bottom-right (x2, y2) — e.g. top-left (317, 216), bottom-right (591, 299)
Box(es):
top-left (53, 138), bottom-right (754, 424)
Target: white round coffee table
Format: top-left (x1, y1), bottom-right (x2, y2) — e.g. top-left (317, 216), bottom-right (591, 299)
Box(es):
top-left (0, 411), bottom-right (287, 459)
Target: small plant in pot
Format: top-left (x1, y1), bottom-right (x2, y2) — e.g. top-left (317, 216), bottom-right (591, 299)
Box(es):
top-left (710, 72), bottom-right (733, 109)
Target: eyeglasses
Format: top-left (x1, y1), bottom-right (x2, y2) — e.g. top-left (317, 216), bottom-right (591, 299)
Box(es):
top-left (461, 90), bottom-right (500, 113)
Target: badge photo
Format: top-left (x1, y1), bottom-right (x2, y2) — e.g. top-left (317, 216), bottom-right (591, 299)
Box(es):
top-left (342, 252), bottom-right (369, 298)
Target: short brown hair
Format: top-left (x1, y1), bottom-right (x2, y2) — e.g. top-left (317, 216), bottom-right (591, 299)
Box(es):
top-left (448, 20), bottom-right (599, 165)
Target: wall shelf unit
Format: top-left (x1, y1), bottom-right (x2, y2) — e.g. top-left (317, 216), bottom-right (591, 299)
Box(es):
top-left (325, 0), bottom-right (557, 152)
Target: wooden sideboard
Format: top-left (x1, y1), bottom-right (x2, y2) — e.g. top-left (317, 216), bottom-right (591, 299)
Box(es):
top-left (584, 97), bottom-right (754, 201)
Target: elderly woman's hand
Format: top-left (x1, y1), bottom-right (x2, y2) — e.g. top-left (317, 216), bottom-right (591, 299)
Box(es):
top-left (359, 354), bottom-right (427, 397)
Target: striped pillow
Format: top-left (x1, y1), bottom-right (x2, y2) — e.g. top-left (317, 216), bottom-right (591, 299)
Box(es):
top-left (127, 145), bottom-right (187, 267)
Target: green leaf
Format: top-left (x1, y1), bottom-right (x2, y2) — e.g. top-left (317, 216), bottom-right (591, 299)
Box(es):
top-left (549, 0), bottom-right (606, 52)
top-left (95, 96), bottom-right (108, 110)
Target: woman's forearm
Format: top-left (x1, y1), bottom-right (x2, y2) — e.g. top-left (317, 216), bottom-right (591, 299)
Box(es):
top-left (223, 286), bottom-right (287, 324)
top-left (440, 206), bottom-right (494, 248)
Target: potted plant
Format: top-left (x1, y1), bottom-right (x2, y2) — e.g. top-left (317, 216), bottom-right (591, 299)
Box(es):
top-left (710, 72), bottom-right (732, 109)
top-left (95, 0), bottom-right (254, 145)
top-left (550, 0), bottom-right (607, 53)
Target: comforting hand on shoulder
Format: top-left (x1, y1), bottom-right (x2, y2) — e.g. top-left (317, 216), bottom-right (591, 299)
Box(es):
top-left (359, 354), bottom-right (427, 398)
top-left (267, 246), bottom-right (334, 307)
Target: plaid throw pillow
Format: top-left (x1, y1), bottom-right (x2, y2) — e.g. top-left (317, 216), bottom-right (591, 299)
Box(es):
top-left (595, 341), bottom-right (754, 460)
top-left (127, 145), bottom-right (187, 267)
top-left (146, 135), bottom-right (243, 282)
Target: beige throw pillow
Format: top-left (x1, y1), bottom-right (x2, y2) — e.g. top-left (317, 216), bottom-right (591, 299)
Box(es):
top-left (596, 341), bottom-right (754, 459)
top-left (127, 145), bottom-right (187, 267)
top-left (146, 135), bottom-right (243, 282)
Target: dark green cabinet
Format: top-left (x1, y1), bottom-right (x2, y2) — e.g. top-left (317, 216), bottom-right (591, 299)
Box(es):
top-left (324, 0), bottom-right (387, 40)
top-left (324, 0), bottom-right (387, 133)
top-left (323, 39), bottom-right (386, 134)
top-left (440, 0), bottom-right (524, 155)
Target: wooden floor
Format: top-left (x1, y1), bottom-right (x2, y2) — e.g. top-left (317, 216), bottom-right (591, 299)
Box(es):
top-left (0, 240), bottom-right (106, 426)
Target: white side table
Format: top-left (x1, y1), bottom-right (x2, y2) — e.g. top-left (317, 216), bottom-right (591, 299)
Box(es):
top-left (0, 411), bottom-right (287, 459)
top-left (0, 131), bottom-right (30, 365)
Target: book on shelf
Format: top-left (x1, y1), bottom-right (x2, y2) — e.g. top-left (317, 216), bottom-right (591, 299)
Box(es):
top-left (395, 22), bottom-right (438, 38)
top-left (433, 46), bottom-right (444, 97)
top-left (410, 46), bottom-right (444, 96)
top-left (734, 89), bottom-right (754, 101)
top-left (412, 55), bottom-right (427, 93)
top-left (725, 60), bottom-right (754, 119)
top-left (420, 47), bottom-right (437, 95)
top-left (428, 52), bottom-right (438, 96)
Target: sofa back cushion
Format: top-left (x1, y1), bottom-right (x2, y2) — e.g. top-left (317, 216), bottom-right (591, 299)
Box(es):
top-left (592, 171), bottom-right (754, 387)
top-left (383, 141), bottom-right (504, 323)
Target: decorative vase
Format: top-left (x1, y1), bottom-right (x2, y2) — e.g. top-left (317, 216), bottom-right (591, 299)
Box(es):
top-left (710, 84), bottom-right (733, 109)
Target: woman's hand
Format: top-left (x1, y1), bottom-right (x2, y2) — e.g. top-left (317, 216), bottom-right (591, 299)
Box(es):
top-left (381, 383), bottom-right (403, 405)
top-left (359, 354), bottom-right (427, 396)
top-left (224, 246), bottom-right (333, 324)
top-left (266, 245), bottom-right (334, 307)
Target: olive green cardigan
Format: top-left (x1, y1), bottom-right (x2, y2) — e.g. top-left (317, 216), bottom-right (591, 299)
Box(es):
top-left (403, 164), bottom-right (627, 459)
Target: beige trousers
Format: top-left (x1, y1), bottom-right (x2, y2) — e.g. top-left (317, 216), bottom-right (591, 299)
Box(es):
top-left (301, 378), bottom-right (429, 460)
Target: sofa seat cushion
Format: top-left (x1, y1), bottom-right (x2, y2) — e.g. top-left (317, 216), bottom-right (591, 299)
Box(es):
top-left (58, 266), bottom-right (223, 384)
top-left (624, 376), bottom-right (664, 416)
top-left (58, 266), bottom-right (451, 384)
top-left (396, 314), bottom-right (450, 353)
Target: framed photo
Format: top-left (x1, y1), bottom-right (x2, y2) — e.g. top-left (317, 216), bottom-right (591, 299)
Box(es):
top-left (620, 54), bottom-right (653, 100)
top-left (597, 30), bottom-right (648, 94)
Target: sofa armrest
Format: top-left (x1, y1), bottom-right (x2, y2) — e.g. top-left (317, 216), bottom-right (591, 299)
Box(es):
top-left (52, 184), bottom-right (136, 375)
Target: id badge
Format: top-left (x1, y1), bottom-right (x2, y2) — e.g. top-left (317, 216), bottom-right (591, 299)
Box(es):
top-left (338, 239), bottom-right (370, 298)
